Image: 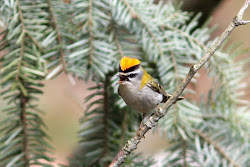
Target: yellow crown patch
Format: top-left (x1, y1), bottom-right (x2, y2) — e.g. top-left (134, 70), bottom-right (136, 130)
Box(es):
top-left (120, 57), bottom-right (141, 71)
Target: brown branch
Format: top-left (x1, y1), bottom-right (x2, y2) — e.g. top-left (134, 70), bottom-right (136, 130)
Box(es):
top-left (109, 1), bottom-right (250, 166)
top-left (16, 1), bottom-right (30, 165)
top-left (195, 130), bottom-right (240, 167)
top-left (198, 114), bottom-right (226, 120)
top-left (20, 94), bottom-right (29, 166)
top-left (182, 139), bottom-right (187, 167)
top-left (102, 77), bottom-right (109, 166)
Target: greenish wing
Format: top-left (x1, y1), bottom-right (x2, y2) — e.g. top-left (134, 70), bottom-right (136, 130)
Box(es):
top-left (146, 80), bottom-right (184, 103)
top-left (146, 80), bottom-right (169, 97)
top-left (147, 80), bottom-right (174, 103)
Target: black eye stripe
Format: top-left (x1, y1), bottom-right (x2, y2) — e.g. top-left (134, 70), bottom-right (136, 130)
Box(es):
top-left (128, 73), bottom-right (136, 78)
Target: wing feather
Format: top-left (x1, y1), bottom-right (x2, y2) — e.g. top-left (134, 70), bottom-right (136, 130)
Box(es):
top-left (146, 80), bottom-right (184, 103)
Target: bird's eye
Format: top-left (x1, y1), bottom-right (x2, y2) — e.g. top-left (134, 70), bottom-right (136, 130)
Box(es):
top-left (128, 74), bottom-right (136, 78)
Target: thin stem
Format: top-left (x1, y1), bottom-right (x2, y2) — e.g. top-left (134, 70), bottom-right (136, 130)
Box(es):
top-left (103, 77), bottom-right (109, 166)
top-left (198, 114), bottom-right (226, 120)
top-left (170, 53), bottom-right (179, 85)
top-left (182, 140), bottom-right (187, 167)
top-left (108, 0), bottom-right (250, 166)
top-left (16, 0), bottom-right (25, 81)
top-left (88, 0), bottom-right (94, 66)
top-left (20, 93), bottom-right (29, 166)
top-left (26, 33), bottom-right (45, 53)
top-left (47, 0), bottom-right (67, 71)
top-left (114, 30), bottom-right (125, 58)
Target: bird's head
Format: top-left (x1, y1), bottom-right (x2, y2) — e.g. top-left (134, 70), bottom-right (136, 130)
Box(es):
top-left (118, 57), bottom-right (143, 84)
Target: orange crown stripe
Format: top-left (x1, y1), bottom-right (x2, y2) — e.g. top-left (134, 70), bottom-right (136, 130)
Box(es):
top-left (120, 57), bottom-right (141, 71)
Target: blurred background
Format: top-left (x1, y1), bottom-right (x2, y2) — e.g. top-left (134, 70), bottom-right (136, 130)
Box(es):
top-left (0, 0), bottom-right (249, 166)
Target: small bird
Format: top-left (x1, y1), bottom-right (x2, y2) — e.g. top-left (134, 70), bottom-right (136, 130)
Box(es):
top-left (118, 57), bottom-right (184, 130)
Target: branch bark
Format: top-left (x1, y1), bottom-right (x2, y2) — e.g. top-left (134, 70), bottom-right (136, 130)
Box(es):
top-left (109, 0), bottom-right (250, 166)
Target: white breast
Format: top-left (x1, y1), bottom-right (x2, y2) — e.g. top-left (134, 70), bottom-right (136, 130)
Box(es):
top-left (118, 82), bottom-right (163, 114)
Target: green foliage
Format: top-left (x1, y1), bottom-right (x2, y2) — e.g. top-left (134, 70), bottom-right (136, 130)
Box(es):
top-left (0, 0), bottom-right (249, 167)
top-left (0, 0), bottom-right (54, 166)
top-left (66, 0), bottom-right (116, 80)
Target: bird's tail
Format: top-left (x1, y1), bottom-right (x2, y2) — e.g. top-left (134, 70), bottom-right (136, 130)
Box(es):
top-left (162, 94), bottom-right (184, 103)
top-left (177, 96), bottom-right (184, 101)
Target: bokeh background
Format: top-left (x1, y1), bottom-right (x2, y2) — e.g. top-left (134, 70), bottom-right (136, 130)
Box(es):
top-left (0, 0), bottom-right (249, 166)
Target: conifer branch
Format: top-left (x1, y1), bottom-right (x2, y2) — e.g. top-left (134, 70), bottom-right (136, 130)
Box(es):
top-left (103, 77), bottom-right (109, 166)
top-left (114, 30), bottom-right (125, 58)
top-left (164, 23), bottom-right (236, 103)
top-left (16, 35), bottom-right (25, 81)
top-left (0, 1), bottom-right (54, 166)
top-left (47, 0), bottom-right (67, 71)
top-left (14, 2), bottom-right (31, 162)
top-left (109, 1), bottom-right (250, 166)
top-left (198, 114), bottom-right (226, 120)
top-left (15, 5), bottom-right (30, 163)
top-left (26, 33), bottom-right (45, 53)
top-left (121, 0), bottom-right (164, 57)
top-left (182, 139), bottom-right (187, 167)
top-left (163, 24), bottom-right (207, 50)
top-left (110, 19), bottom-right (126, 58)
top-left (195, 130), bottom-right (239, 167)
top-left (16, 0), bottom-right (25, 81)
top-left (20, 94), bottom-right (30, 166)
top-left (170, 52), bottom-right (179, 86)
top-left (88, 0), bottom-right (94, 67)
top-left (16, 0), bottom-right (44, 54)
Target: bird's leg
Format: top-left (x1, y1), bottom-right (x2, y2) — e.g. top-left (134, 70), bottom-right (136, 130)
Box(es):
top-left (137, 113), bottom-right (146, 138)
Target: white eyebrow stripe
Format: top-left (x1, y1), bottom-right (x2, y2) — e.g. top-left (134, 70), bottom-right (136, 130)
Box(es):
top-left (119, 68), bottom-right (140, 75)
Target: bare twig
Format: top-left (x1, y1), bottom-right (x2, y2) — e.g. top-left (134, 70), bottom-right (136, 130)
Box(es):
top-left (108, 0), bottom-right (250, 166)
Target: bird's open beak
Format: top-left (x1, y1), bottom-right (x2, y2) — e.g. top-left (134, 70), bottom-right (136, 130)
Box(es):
top-left (117, 74), bottom-right (127, 84)
top-left (116, 74), bottom-right (122, 84)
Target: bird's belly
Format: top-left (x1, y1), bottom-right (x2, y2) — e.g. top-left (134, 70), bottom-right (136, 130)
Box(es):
top-left (118, 84), bottom-right (163, 113)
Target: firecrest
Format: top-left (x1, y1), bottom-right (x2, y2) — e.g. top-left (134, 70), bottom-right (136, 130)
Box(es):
top-left (118, 57), bottom-right (184, 121)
